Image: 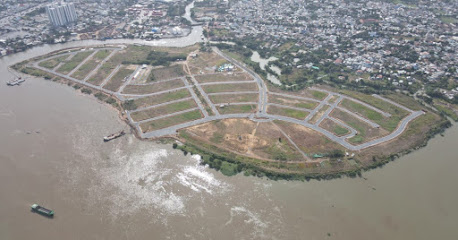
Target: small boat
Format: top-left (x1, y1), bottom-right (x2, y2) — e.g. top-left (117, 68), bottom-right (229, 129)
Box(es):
top-left (6, 77), bottom-right (25, 86)
top-left (31, 204), bottom-right (54, 217)
top-left (103, 130), bottom-right (125, 142)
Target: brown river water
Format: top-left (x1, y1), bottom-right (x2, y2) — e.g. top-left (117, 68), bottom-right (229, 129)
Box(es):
top-left (0, 40), bottom-right (457, 240)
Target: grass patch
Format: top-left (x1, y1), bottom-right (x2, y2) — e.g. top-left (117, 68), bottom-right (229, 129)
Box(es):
top-left (334, 126), bottom-right (349, 135)
top-left (122, 79), bottom-right (185, 94)
top-left (269, 94), bottom-right (318, 109)
top-left (341, 99), bottom-right (383, 121)
top-left (217, 104), bottom-right (256, 114)
top-left (209, 93), bottom-right (258, 104)
top-left (38, 55), bottom-right (68, 69)
top-left (267, 105), bottom-right (309, 120)
top-left (131, 100), bottom-right (197, 122)
top-left (56, 51), bottom-right (94, 74)
top-left (139, 110), bottom-right (202, 132)
top-left (194, 73), bottom-right (253, 83)
top-left (202, 83), bottom-right (257, 94)
top-left (311, 90), bottom-right (327, 100)
top-left (103, 66), bottom-right (135, 92)
top-left (131, 89), bottom-right (191, 109)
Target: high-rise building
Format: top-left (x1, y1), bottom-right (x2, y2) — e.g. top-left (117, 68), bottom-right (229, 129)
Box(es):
top-left (46, 2), bottom-right (78, 27)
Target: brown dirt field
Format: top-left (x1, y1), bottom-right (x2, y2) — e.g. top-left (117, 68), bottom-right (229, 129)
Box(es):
top-left (202, 82), bottom-right (258, 94)
top-left (209, 93), bottom-right (258, 104)
top-left (184, 119), bottom-right (304, 161)
top-left (122, 79), bottom-right (185, 95)
top-left (268, 94), bottom-right (318, 109)
top-left (150, 64), bottom-right (186, 80)
top-left (252, 122), bottom-right (305, 161)
top-left (274, 120), bottom-right (345, 155)
top-left (194, 72), bottom-right (253, 83)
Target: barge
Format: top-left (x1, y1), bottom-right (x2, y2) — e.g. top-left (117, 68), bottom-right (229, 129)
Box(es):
top-left (103, 130), bottom-right (125, 142)
top-left (31, 204), bottom-right (54, 217)
top-left (7, 77), bottom-right (25, 86)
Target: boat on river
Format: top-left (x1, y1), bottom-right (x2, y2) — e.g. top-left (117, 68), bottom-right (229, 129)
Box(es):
top-left (103, 130), bottom-right (125, 142)
top-left (31, 204), bottom-right (54, 217)
top-left (6, 77), bottom-right (25, 86)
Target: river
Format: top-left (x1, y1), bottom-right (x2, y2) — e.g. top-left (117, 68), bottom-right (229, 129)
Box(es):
top-left (1, 23), bottom-right (458, 240)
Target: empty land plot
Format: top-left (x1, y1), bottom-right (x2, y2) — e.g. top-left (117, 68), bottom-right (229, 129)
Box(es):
top-left (217, 104), bottom-right (257, 114)
top-left (267, 105), bottom-right (309, 120)
top-left (131, 89), bottom-right (191, 109)
top-left (269, 87), bottom-right (328, 100)
top-left (38, 55), bottom-right (68, 69)
top-left (340, 98), bottom-right (406, 131)
top-left (268, 94), bottom-right (318, 110)
top-left (70, 50), bottom-right (112, 80)
top-left (103, 66), bottom-right (135, 92)
top-left (275, 120), bottom-right (344, 155)
top-left (122, 79), bottom-right (185, 95)
top-left (131, 100), bottom-right (197, 122)
top-left (194, 72), bottom-right (253, 83)
top-left (87, 61), bottom-right (118, 85)
top-left (309, 105), bottom-right (330, 124)
top-left (253, 122), bottom-right (305, 161)
top-left (209, 93), bottom-right (258, 104)
top-left (319, 118), bottom-right (350, 136)
top-left (139, 110), bottom-right (203, 133)
top-left (330, 108), bottom-right (388, 144)
top-left (88, 47), bottom-right (148, 85)
top-left (339, 90), bottom-right (410, 117)
top-left (340, 99), bottom-right (384, 121)
top-left (149, 65), bottom-right (185, 81)
top-left (202, 83), bottom-right (257, 94)
top-left (189, 52), bottom-right (228, 74)
top-left (56, 51), bottom-right (94, 74)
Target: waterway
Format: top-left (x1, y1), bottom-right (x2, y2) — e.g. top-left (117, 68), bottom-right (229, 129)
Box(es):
top-left (250, 51), bottom-right (282, 86)
top-left (1, 29), bottom-right (458, 240)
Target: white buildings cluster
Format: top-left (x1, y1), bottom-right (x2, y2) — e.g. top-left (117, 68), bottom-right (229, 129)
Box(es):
top-left (46, 2), bottom-right (77, 27)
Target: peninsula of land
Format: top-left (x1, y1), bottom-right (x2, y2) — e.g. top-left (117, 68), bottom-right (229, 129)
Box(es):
top-left (12, 43), bottom-right (450, 180)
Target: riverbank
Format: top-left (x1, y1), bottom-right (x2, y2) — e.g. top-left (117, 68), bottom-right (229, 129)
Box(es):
top-left (11, 42), bottom-right (451, 181)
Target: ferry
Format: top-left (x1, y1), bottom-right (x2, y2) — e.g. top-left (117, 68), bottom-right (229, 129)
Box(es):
top-left (31, 204), bottom-right (54, 217)
top-left (6, 77), bottom-right (25, 86)
top-left (103, 130), bottom-right (125, 142)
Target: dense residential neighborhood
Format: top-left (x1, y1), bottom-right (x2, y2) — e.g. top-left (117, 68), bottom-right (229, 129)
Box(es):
top-left (0, 0), bottom-right (457, 111)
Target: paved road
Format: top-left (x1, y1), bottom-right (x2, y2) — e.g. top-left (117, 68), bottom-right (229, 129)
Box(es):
top-left (336, 106), bottom-right (380, 128)
top-left (30, 45), bottom-right (424, 152)
top-left (67, 50), bottom-right (98, 77)
top-left (83, 49), bottom-right (120, 82)
top-left (213, 47), bottom-right (268, 114)
top-left (185, 60), bottom-right (220, 116)
top-left (181, 77), bottom-right (209, 117)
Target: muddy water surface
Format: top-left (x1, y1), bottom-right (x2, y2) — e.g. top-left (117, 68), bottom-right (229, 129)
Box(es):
top-left (1, 41), bottom-right (458, 240)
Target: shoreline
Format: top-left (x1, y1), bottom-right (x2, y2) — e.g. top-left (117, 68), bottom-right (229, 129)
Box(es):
top-left (9, 44), bottom-right (452, 181)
